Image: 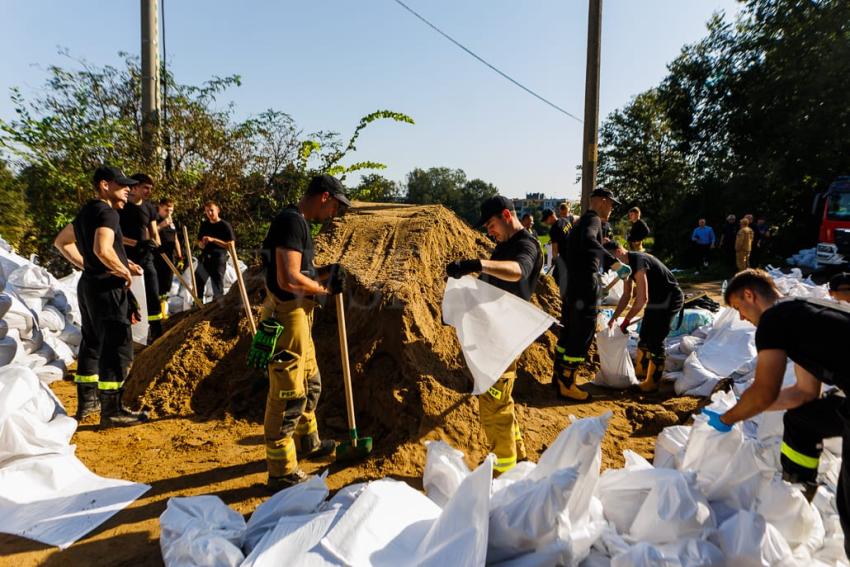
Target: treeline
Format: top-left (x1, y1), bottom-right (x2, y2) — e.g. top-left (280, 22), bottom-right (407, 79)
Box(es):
top-left (0, 53), bottom-right (504, 271)
top-left (597, 0), bottom-right (850, 261)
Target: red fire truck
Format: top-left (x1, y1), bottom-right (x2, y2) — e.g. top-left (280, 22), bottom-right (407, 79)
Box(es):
top-left (814, 176), bottom-right (850, 268)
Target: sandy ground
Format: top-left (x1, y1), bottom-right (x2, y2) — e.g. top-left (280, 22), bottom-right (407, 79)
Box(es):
top-left (0, 204), bottom-right (724, 566)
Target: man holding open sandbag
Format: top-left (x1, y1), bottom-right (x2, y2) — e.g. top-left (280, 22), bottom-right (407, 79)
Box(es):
top-left (445, 195), bottom-right (543, 475)
top-left (603, 241), bottom-right (683, 392)
top-left (255, 174), bottom-right (350, 491)
top-left (707, 268), bottom-right (850, 558)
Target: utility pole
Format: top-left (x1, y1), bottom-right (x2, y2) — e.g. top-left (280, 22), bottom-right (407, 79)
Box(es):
top-left (141, 0), bottom-right (161, 166)
top-left (580, 0), bottom-right (603, 212)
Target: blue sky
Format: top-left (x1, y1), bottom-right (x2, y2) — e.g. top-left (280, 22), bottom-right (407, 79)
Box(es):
top-left (0, 0), bottom-right (740, 199)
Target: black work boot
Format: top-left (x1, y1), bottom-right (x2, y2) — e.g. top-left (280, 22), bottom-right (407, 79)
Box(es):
top-left (74, 383), bottom-right (100, 420)
top-left (149, 320), bottom-right (163, 343)
top-left (297, 432), bottom-right (336, 460)
top-left (266, 469), bottom-right (308, 492)
top-left (99, 389), bottom-right (149, 428)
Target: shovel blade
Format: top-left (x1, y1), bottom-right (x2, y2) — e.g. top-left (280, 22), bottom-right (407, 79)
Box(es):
top-left (335, 436), bottom-right (373, 461)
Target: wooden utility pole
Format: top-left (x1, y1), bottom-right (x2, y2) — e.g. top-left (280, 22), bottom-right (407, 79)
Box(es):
top-left (580, 0), bottom-right (603, 212)
top-left (141, 0), bottom-right (161, 166)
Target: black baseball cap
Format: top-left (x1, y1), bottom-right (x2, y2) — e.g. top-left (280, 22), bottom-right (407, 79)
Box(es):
top-left (829, 272), bottom-right (850, 292)
top-left (590, 187), bottom-right (620, 205)
top-left (307, 174), bottom-right (352, 207)
top-left (541, 208), bottom-right (555, 220)
top-left (477, 195), bottom-right (515, 226)
top-left (93, 166), bottom-right (139, 187)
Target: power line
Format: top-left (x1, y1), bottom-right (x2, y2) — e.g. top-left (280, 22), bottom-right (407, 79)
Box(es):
top-left (391, 0), bottom-right (582, 123)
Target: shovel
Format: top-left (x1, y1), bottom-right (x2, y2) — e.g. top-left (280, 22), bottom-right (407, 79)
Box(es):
top-left (334, 293), bottom-right (373, 461)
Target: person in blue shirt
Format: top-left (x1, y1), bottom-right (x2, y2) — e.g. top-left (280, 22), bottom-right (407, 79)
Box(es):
top-left (691, 218), bottom-right (716, 269)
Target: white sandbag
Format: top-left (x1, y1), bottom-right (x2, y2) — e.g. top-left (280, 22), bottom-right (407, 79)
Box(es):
top-left (3, 291), bottom-right (36, 336)
top-left (43, 334), bottom-right (74, 367)
top-left (611, 542), bottom-right (669, 567)
top-left (130, 275), bottom-right (149, 345)
top-left (665, 350), bottom-right (688, 372)
top-left (492, 461), bottom-right (538, 494)
top-left (0, 292), bottom-right (11, 318)
top-left (676, 352), bottom-right (720, 397)
top-left (21, 341), bottom-right (56, 370)
top-left (159, 495), bottom-right (246, 567)
top-left (0, 364), bottom-right (76, 465)
top-left (601, 272), bottom-right (624, 306)
top-left (629, 469), bottom-right (714, 544)
top-left (678, 335), bottom-right (703, 356)
top-left (423, 440), bottom-right (470, 507)
top-left (6, 264), bottom-right (56, 298)
top-left (692, 307), bottom-right (756, 377)
top-left (594, 323), bottom-right (637, 388)
top-left (654, 425), bottom-right (691, 469)
top-left (712, 510), bottom-right (792, 566)
top-left (656, 539), bottom-right (725, 567)
top-left (488, 467), bottom-right (579, 563)
top-left (38, 306), bottom-right (65, 333)
top-left (681, 390), bottom-right (744, 495)
top-left (243, 473), bottom-right (329, 553)
top-left (58, 321), bottom-right (82, 347)
top-left (319, 479), bottom-right (441, 565)
top-left (756, 478), bottom-right (824, 552)
top-left (442, 276), bottom-right (557, 395)
top-left (35, 362), bottom-right (65, 384)
top-left (241, 508), bottom-right (343, 567)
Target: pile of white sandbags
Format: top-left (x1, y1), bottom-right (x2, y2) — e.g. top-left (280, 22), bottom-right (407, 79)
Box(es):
top-left (787, 247), bottom-right (819, 269)
top-left (0, 237), bottom-right (81, 383)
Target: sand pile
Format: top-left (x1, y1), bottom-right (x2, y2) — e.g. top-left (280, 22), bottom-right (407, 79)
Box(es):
top-left (125, 203), bottom-right (700, 482)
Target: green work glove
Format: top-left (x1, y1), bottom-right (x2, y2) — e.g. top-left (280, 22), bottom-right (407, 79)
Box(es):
top-left (247, 319), bottom-right (284, 369)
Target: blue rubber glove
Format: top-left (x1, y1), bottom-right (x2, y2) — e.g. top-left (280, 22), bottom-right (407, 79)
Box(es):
top-left (615, 263), bottom-right (632, 280)
top-left (702, 408), bottom-right (732, 432)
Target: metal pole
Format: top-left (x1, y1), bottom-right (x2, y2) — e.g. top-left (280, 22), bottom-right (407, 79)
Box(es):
top-left (141, 0), bottom-right (160, 165)
top-left (580, 0), bottom-right (603, 212)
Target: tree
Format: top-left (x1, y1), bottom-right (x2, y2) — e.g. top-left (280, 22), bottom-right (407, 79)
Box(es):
top-left (350, 173), bottom-right (401, 202)
top-left (0, 159), bottom-right (31, 251)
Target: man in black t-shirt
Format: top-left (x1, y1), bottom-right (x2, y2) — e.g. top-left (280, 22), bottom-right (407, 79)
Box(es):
top-left (195, 201), bottom-right (235, 300)
top-left (446, 196), bottom-right (543, 475)
top-left (709, 269), bottom-right (850, 558)
top-left (605, 241), bottom-right (683, 391)
top-left (152, 198), bottom-right (183, 317)
top-left (53, 166), bottom-right (148, 427)
top-left (260, 174), bottom-right (350, 491)
top-left (543, 208), bottom-right (572, 298)
top-left (554, 188), bottom-right (632, 401)
top-left (627, 207), bottom-right (650, 251)
top-left (119, 173), bottom-right (163, 341)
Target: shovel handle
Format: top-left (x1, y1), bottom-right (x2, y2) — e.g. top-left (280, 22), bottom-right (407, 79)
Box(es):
top-left (159, 253), bottom-right (203, 308)
top-left (182, 226), bottom-right (199, 299)
top-left (335, 293), bottom-right (358, 446)
top-left (227, 242), bottom-right (257, 335)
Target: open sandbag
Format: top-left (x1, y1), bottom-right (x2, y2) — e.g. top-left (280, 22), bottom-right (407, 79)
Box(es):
top-left (594, 322), bottom-right (637, 388)
top-left (423, 440), bottom-right (470, 507)
top-left (159, 495), bottom-right (246, 567)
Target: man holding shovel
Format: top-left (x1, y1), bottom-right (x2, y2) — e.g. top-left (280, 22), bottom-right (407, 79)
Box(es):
top-left (257, 174), bottom-right (350, 490)
top-left (603, 241), bottom-right (683, 392)
top-left (706, 269), bottom-right (850, 558)
top-left (446, 196), bottom-right (543, 475)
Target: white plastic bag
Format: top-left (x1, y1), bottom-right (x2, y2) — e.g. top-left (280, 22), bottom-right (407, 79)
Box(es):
top-left (159, 495), bottom-right (246, 567)
top-left (442, 276), bottom-right (557, 395)
top-left (423, 440), bottom-right (470, 507)
top-left (594, 323), bottom-right (637, 388)
top-left (712, 510), bottom-right (792, 567)
top-left (130, 275), bottom-right (149, 345)
top-left (681, 390), bottom-right (744, 495)
top-left (628, 470), bottom-right (714, 544)
top-left (654, 425), bottom-right (691, 469)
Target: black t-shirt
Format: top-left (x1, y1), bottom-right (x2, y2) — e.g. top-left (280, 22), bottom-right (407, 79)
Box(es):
top-left (755, 298), bottom-right (850, 389)
top-left (262, 205), bottom-right (316, 302)
top-left (722, 222), bottom-right (738, 248)
top-left (73, 200), bottom-right (129, 287)
top-left (548, 218), bottom-right (572, 257)
top-left (118, 200), bottom-right (157, 243)
top-left (198, 219), bottom-right (235, 253)
top-left (480, 229), bottom-right (543, 301)
top-left (626, 252), bottom-right (680, 306)
top-left (628, 219), bottom-right (650, 243)
top-left (157, 214), bottom-right (178, 254)
top-left (564, 210), bottom-right (619, 282)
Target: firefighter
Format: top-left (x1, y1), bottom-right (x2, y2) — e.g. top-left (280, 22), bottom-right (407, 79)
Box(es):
top-left (446, 195), bottom-right (543, 474)
top-left (256, 174), bottom-right (350, 490)
top-left (118, 173), bottom-right (163, 341)
top-left (152, 198), bottom-right (183, 318)
top-left (706, 269), bottom-right (850, 559)
top-left (554, 188), bottom-right (631, 401)
top-left (53, 166), bottom-right (148, 426)
top-left (604, 241), bottom-right (683, 391)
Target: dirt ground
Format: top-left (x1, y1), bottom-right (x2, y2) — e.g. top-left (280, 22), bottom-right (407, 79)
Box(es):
top-left (0, 204), bottom-right (724, 566)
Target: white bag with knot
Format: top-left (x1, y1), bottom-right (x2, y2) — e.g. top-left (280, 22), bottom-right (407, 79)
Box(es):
top-left (423, 440), bottom-right (470, 507)
top-left (594, 321), bottom-right (637, 388)
top-left (159, 495), bottom-right (246, 567)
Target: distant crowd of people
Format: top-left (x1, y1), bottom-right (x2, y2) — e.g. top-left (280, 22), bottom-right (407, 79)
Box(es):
top-left (691, 213), bottom-right (772, 273)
